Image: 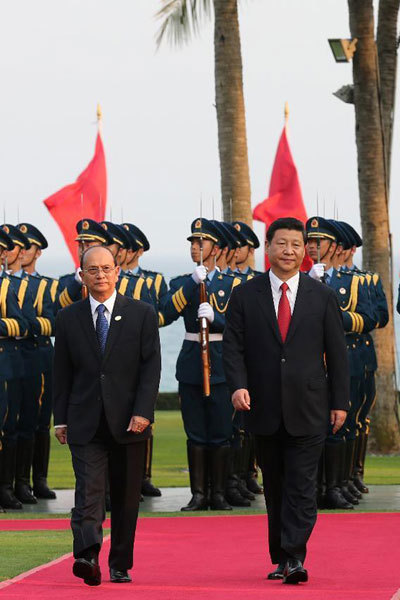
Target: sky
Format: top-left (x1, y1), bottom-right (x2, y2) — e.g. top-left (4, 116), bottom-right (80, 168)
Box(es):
top-left (0, 0), bottom-right (398, 281)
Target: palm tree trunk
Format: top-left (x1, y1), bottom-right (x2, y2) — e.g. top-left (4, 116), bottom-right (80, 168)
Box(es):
top-left (348, 0), bottom-right (400, 452)
top-left (377, 0), bottom-right (400, 186)
top-left (213, 0), bottom-right (252, 226)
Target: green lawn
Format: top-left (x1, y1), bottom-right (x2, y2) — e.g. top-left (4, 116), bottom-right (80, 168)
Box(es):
top-left (0, 531), bottom-right (73, 582)
top-left (49, 410), bottom-right (400, 488)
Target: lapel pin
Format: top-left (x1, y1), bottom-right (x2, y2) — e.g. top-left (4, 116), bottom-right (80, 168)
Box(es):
top-left (115, 315), bottom-right (122, 321)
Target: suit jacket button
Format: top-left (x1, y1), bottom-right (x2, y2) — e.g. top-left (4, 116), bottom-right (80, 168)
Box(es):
top-left (281, 358), bottom-right (286, 363)
top-left (100, 374), bottom-right (105, 379)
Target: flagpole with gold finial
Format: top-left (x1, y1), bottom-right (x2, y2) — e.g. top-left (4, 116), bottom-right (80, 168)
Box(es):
top-left (284, 101), bottom-right (289, 130)
top-left (97, 103), bottom-right (103, 137)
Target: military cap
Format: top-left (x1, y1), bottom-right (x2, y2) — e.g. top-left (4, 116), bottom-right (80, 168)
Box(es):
top-left (0, 228), bottom-right (14, 251)
top-left (122, 223), bottom-right (150, 251)
top-left (306, 216), bottom-right (338, 242)
top-left (210, 221), bottom-right (228, 249)
top-left (1, 224), bottom-right (30, 249)
top-left (18, 223), bottom-right (48, 249)
top-left (218, 222), bottom-right (237, 250)
top-left (121, 223), bottom-right (148, 251)
top-left (120, 225), bottom-right (141, 252)
top-left (327, 220), bottom-right (352, 250)
top-left (339, 222), bottom-right (362, 248)
top-left (223, 222), bottom-right (248, 248)
top-left (75, 219), bottom-right (113, 245)
top-left (100, 221), bottom-right (130, 249)
top-left (232, 221), bottom-right (260, 249)
top-left (187, 218), bottom-right (224, 246)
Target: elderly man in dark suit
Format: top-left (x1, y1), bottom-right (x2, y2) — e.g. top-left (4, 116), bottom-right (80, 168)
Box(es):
top-left (223, 217), bottom-right (349, 585)
top-left (54, 245), bottom-right (160, 586)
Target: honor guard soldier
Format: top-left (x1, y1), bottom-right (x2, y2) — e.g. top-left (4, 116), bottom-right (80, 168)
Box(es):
top-left (232, 221), bottom-right (263, 279)
top-left (120, 222), bottom-right (168, 497)
top-left (58, 219), bottom-right (114, 309)
top-left (100, 222), bottom-right (154, 306)
top-left (212, 221), bottom-right (237, 274)
top-left (19, 223), bottom-right (58, 499)
top-left (160, 218), bottom-right (242, 511)
top-left (306, 217), bottom-right (377, 510)
top-left (0, 224), bottom-right (54, 507)
top-left (339, 222), bottom-right (388, 494)
top-left (223, 222), bottom-right (248, 275)
top-left (0, 229), bottom-right (29, 512)
top-left (121, 223), bottom-right (168, 321)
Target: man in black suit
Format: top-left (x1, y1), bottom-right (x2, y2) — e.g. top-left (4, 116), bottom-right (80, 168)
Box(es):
top-left (54, 245), bottom-right (160, 586)
top-left (223, 217), bottom-right (349, 584)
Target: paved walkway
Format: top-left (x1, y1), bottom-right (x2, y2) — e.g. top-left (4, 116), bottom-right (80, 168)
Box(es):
top-left (4, 485), bottom-right (400, 514)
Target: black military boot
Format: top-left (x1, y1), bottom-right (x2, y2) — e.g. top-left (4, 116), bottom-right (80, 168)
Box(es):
top-left (0, 446), bottom-right (6, 513)
top-left (225, 447), bottom-right (251, 507)
top-left (14, 438), bottom-right (37, 504)
top-left (245, 434), bottom-right (263, 495)
top-left (341, 439), bottom-right (360, 504)
top-left (32, 431), bottom-right (56, 499)
top-left (345, 438), bottom-right (362, 500)
top-left (209, 445), bottom-right (232, 511)
top-left (324, 441), bottom-right (353, 510)
top-left (141, 434), bottom-right (162, 497)
top-left (353, 430), bottom-right (369, 493)
top-left (0, 439), bottom-right (22, 509)
top-left (181, 442), bottom-right (209, 511)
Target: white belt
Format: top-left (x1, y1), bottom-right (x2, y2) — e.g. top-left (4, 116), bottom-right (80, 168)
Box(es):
top-left (184, 332), bottom-right (223, 342)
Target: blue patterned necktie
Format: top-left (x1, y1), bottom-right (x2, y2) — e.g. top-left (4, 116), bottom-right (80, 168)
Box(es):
top-left (96, 304), bottom-right (109, 353)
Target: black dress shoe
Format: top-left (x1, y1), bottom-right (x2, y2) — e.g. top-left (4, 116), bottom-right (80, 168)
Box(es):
top-left (267, 562), bottom-right (286, 580)
top-left (141, 478), bottom-right (162, 497)
top-left (110, 568), bottom-right (132, 583)
top-left (282, 559), bottom-right (308, 584)
top-left (73, 558), bottom-right (101, 586)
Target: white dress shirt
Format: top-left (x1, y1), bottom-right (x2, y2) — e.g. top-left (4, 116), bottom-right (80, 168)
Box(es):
top-left (54, 290), bottom-right (117, 429)
top-left (89, 290), bottom-right (117, 328)
top-left (269, 270), bottom-right (300, 317)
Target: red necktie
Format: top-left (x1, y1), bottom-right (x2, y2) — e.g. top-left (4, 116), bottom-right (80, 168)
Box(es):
top-left (278, 282), bottom-right (291, 342)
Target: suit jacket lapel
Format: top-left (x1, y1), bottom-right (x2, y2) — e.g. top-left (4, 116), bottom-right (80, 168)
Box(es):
top-left (102, 293), bottom-right (127, 364)
top-left (284, 272), bottom-right (312, 344)
top-left (77, 298), bottom-right (102, 362)
top-left (256, 272), bottom-right (282, 345)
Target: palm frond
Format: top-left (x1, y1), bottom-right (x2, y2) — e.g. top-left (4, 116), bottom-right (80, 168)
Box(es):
top-left (155, 0), bottom-right (213, 49)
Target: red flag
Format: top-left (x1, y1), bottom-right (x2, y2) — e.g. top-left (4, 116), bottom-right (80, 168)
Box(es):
top-left (253, 126), bottom-right (312, 271)
top-left (43, 132), bottom-right (107, 267)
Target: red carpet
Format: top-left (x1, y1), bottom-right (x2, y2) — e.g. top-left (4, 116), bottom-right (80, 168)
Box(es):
top-left (1, 513), bottom-right (399, 599)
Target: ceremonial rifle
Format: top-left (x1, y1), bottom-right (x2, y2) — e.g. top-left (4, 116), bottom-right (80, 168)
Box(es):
top-left (199, 210), bottom-right (211, 397)
top-left (80, 193), bottom-right (88, 299)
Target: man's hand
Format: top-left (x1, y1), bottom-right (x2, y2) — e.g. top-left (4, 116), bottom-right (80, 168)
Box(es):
top-left (330, 410), bottom-right (347, 434)
top-left (127, 415), bottom-right (150, 434)
top-left (192, 265), bottom-right (207, 284)
top-left (308, 263), bottom-right (326, 281)
top-left (232, 388), bottom-right (251, 411)
top-left (74, 267), bottom-right (82, 284)
top-left (55, 426), bottom-right (67, 445)
top-left (198, 302), bottom-right (214, 323)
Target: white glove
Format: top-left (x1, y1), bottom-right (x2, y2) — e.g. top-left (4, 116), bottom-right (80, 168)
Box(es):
top-left (192, 265), bottom-right (207, 284)
top-left (198, 302), bottom-right (214, 323)
top-left (308, 263), bottom-right (325, 281)
top-left (74, 267), bottom-right (82, 284)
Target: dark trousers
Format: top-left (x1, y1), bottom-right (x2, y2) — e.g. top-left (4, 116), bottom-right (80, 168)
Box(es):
top-left (69, 411), bottom-right (145, 570)
top-left (179, 382), bottom-right (233, 446)
top-left (358, 369), bottom-right (376, 433)
top-left (37, 371), bottom-right (53, 433)
top-left (255, 424), bottom-right (325, 565)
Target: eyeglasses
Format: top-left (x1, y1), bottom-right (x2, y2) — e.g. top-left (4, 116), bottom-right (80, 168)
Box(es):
top-left (83, 266), bottom-right (116, 276)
